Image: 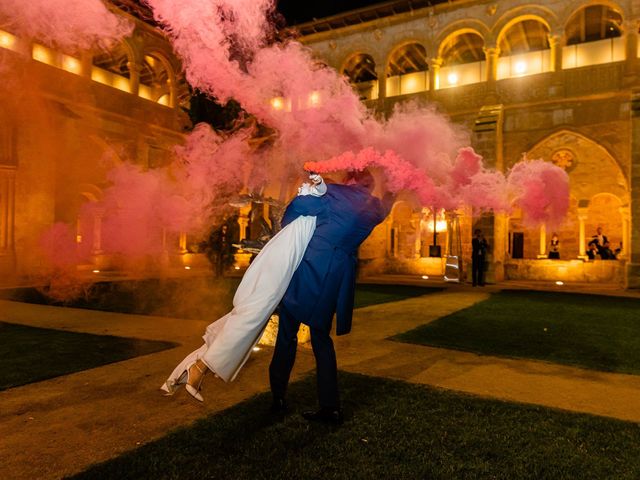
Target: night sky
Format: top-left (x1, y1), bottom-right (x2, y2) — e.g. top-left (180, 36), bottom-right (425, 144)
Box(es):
top-left (276, 0), bottom-right (390, 25)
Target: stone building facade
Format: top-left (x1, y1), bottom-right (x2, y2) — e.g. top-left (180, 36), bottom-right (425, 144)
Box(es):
top-left (297, 0), bottom-right (640, 288)
top-left (0, 3), bottom-right (189, 282)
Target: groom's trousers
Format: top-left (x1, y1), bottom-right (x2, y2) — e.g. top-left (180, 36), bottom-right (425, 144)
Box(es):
top-left (269, 305), bottom-right (339, 409)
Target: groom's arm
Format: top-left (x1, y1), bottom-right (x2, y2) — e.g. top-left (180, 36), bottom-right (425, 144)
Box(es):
top-left (281, 195), bottom-right (324, 228)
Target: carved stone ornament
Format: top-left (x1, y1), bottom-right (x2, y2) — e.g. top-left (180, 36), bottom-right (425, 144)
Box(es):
top-left (486, 4), bottom-right (497, 16)
top-left (328, 41), bottom-right (337, 50)
top-left (373, 29), bottom-right (383, 40)
top-left (551, 149), bottom-right (575, 171)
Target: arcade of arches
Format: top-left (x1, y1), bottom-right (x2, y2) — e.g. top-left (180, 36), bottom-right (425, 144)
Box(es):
top-left (305, 0), bottom-right (640, 287)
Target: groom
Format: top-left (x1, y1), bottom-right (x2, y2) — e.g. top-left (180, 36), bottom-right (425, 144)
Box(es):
top-left (269, 170), bottom-right (392, 424)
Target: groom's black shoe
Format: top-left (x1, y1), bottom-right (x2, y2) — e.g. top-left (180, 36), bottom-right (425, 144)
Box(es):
top-left (269, 397), bottom-right (288, 414)
top-left (302, 407), bottom-right (344, 425)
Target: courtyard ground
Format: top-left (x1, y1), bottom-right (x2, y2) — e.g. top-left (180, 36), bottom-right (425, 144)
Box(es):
top-left (1, 278), bottom-right (640, 478)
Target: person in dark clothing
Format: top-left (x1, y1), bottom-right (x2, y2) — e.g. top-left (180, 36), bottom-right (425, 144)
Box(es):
top-left (208, 223), bottom-right (234, 276)
top-left (269, 170), bottom-right (393, 424)
top-left (471, 229), bottom-right (489, 286)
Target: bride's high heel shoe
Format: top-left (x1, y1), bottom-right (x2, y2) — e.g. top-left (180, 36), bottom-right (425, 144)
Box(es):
top-left (184, 360), bottom-right (208, 402)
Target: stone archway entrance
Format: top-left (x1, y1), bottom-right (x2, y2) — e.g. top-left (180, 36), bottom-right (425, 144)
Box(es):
top-left (505, 130), bottom-right (629, 284)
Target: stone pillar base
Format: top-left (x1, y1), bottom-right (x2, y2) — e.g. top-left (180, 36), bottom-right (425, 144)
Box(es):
top-left (626, 262), bottom-right (640, 289)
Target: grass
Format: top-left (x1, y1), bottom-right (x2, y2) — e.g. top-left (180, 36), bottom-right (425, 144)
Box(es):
top-left (0, 322), bottom-right (176, 391)
top-left (395, 290), bottom-right (640, 375)
top-left (353, 284), bottom-right (441, 309)
top-left (70, 372), bottom-right (640, 480)
top-left (1, 280), bottom-right (439, 319)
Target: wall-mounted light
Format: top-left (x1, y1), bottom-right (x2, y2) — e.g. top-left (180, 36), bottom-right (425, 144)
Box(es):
top-left (270, 97), bottom-right (284, 110)
top-left (447, 72), bottom-right (458, 85)
top-left (514, 61), bottom-right (527, 75)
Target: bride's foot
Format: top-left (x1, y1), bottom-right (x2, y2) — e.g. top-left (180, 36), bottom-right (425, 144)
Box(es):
top-left (185, 359), bottom-right (209, 402)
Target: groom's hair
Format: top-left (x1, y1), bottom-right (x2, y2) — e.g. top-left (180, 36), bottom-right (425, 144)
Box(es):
top-left (344, 169), bottom-right (375, 192)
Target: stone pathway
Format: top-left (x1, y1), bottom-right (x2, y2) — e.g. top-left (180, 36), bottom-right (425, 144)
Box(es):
top-left (2, 284), bottom-right (640, 479)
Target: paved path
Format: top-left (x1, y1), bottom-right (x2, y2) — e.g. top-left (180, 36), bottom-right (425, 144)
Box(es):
top-left (2, 283), bottom-right (640, 479)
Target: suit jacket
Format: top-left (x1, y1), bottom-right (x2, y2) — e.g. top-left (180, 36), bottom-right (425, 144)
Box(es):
top-left (280, 183), bottom-right (387, 335)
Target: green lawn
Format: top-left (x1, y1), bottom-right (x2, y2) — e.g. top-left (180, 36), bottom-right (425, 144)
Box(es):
top-left (395, 290), bottom-right (640, 375)
top-left (70, 372), bottom-right (640, 480)
top-left (0, 322), bottom-right (176, 391)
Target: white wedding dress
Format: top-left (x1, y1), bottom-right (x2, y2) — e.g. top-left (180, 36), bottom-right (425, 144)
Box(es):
top-left (161, 176), bottom-right (326, 391)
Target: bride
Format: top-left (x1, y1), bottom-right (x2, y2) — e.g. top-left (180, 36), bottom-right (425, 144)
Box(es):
top-left (161, 174), bottom-right (327, 401)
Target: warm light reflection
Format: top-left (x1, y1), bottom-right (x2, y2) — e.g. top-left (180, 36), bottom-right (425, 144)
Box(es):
top-left (234, 266), bottom-right (241, 270)
top-left (62, 55), bottom-right (81, 74)
top-left (421, 275), bottom-right (429, 280)
top-left (252, 346), bottom-right (261, 352)
top-left (555, 281), bottom-right (564, 286)
top-left (92, 269), bottom-right (100, 273)
top-left (308, 91), bottom-right (321, 107)
top-left (0, 30), bottom-right (17, 50)
top-left (113, 75), bottom-right (130, 93)
top-left (32, 44), bottom-right (55, 66)
top-left (514, 61), bottom-right (527, 75)
top-left (184, 266), bottom-right (191, 270)
top-left (157, 93), bottom-right (171, 106)
top-left (447, 72), bottom-right (458, 85)
top-left (91, 67), bottom-right (110, 86)
top-left (270, 97), bottom-right (284, 110)
top-left (138, 84), bottom-right (153, 99)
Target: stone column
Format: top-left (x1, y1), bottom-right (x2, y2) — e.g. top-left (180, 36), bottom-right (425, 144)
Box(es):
top-left (375, 64), bottom-right (386, 105)
top-left (624, 19), bottom-right (639, 76)
top-left (577, 208), bottom-right (588, 259)
top-left (538, 224), bottom-right (547, 258)
top-left (629, 90), bottom-right (640, 287)
top-left (492, 213), bottom-right (508, 281)
top-left (428, 57), bottom-right (442, 92)
top-left (548, 33), bottom-right (563, 73)
top-left (483, 46), bottom-right (500, 84)
top-left (619, 206), bottom-right (630, 258)
top-left (91, 213), bottom-right (103, 255)
top-left (179, 232), bottom-right (188, 254)
top-left (238, 208), bottom-right (250, 241)
top-left (80, 52), bottom-right (93, 78)
top-left (0, 167), bottom-right (16, 275)
top-left (127, 61), bottom-right (140, 95)
top-left (471, 105), bottom-right (504, 282)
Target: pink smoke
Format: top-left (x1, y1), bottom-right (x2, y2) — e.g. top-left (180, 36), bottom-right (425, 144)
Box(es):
top-left (0, 0), bottom-right (132, 51)
top-left (93, 124), bottom-right (253, 257)
top-left (306, 147), bottom-right (568, 226)
top-left (38, 223), bottom-right (79, 268)
top-left (507, 159), bottom-right (570, 227)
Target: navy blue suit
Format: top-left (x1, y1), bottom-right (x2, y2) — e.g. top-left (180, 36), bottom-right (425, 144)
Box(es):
top-left (269, 183), bottom-right (388, 408)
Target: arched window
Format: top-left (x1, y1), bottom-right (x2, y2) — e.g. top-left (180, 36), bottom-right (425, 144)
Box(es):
top-left (497, 19), bottom-right (551, 79)
top-left (91, 43), bottom-right (131, 92)
top-left (564, 5), bottom-right (624, 68)
top-left (439, 31), bottom-right (485, 88)
top-left (342, 53), bottom-right (377, 100)
top-left (139, 53), bottom-right (173, 106)
top-left (386, 43), bottom-right (428, 96)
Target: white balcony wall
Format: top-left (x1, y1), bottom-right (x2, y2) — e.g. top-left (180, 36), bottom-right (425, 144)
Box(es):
top-left (438, 61), bottom-right (485, 89)
top-left (386, 71), bottom-right (428, 97)
top-left (563, 37), bottom-right (625, 69)
top-left (497, 49), bottom-right (551, 80)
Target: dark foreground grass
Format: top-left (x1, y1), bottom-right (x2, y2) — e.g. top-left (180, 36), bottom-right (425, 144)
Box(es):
top-left (0, 322), bottom-right (176, 391)
top-left (1, 280), bottom-right (439, 319)
top-left (395, 290), bottom-right (640, 375)
top-left (353, 284), bottom-right (441, 309)
top-left (70, 372), bottom-right (640, 480)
